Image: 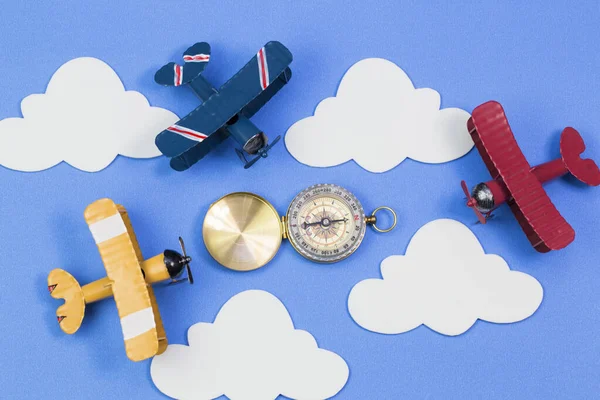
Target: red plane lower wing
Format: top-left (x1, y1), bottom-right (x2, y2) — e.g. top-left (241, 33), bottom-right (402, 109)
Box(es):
top-left (469, 101), bottom-right (575, 252)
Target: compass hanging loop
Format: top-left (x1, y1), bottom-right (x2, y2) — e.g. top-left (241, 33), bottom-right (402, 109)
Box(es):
top-left (367, 206), bottom-right (397, 233)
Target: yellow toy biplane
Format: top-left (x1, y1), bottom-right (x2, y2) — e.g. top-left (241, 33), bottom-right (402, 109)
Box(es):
top-left (47, 198), bottom-right (193, 361)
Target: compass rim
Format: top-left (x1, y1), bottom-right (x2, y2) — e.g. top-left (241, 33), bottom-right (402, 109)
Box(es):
top-left (285, 183), bottom-right (367, 263)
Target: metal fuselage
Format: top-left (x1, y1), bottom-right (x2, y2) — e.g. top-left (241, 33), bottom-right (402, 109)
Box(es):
top-left (189, 76), bottom-right (264, 154)
top-left (472, 158), bottom-right (569, 212)
top-left (80, 254), bottom-right (171, 304)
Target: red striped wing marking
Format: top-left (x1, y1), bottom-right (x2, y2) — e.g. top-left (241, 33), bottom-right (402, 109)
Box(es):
top-left (183, 54), bottom-right (210, 62)
top-left (166, 124), bottom-right (208, 142)
top-left (257, 47), bottom-right (270, 90)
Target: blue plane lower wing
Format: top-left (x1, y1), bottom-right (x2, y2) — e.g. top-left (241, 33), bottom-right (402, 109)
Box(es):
top-left (155, 41), bottom-right (292, 159)
top-left (169, 128), bottom-right (230, 171)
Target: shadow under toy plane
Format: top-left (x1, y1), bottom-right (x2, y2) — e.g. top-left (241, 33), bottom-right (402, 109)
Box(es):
top-left (154, 41), bottom-right (293, 170)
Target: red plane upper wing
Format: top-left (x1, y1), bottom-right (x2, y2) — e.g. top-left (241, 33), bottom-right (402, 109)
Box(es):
top-left (468, 101), bottom-right (575, 252)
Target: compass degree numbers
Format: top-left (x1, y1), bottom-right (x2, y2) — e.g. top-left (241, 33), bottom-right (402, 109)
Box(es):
top-left (286, 184), bottom-right (367, 263)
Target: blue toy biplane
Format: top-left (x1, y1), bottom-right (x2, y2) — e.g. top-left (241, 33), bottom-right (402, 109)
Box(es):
top-left (154, 41), bottom-right (293, 170)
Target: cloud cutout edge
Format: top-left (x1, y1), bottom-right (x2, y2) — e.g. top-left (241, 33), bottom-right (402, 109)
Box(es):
top-left (285, 58), bottom-right (473, 173)
top-left (0, 57), bottom-right (178, 172)
top-left (348, 219), bottom-right (543, 336)
top-left (151, 290), bottom-right (349, 400)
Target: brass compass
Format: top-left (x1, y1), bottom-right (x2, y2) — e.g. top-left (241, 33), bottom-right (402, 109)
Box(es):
top-left (203, 184), bottom-right (396, 271)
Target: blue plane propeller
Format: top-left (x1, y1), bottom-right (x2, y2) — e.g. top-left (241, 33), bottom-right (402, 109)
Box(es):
top-left (154, 41), bottom-right (293, 170)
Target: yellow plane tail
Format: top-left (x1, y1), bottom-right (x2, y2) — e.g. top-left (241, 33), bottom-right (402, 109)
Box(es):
top-left (48, 269), bottom-right (86, 334)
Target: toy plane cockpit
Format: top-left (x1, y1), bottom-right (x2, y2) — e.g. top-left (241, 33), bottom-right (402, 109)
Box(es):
top-left (47, 198), bottom-right (193, 361)
top-left (154, 41), bottom-right (293, 170)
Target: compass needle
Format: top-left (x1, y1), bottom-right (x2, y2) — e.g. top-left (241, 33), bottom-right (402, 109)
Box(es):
top-left (284, 184), bottom-right (374, 263)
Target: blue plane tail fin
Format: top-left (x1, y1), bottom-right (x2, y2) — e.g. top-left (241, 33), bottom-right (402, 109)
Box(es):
top-left (155, 42), bottom-right (211, 87)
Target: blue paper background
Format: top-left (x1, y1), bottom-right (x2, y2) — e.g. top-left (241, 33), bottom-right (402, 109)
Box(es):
top-left (1, 1), bottom-right (598, 399)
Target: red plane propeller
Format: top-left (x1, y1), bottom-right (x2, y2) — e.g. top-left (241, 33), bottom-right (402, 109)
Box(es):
top-left (461, 180), bottom-right (487, 224)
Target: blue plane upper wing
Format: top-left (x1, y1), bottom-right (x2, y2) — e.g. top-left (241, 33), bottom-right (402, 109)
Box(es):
top-left (155, 117), bottom-right (217, 158)
top-left (155, 41), bottom-right (293, 159)
top-left (241, 67), bottom-right (292, 119)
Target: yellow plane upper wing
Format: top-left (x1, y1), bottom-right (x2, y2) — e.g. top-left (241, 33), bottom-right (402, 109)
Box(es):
top-left (84, 198), bottom-right (158, 361)
top-left (118, 204), bottom-right (168, 355)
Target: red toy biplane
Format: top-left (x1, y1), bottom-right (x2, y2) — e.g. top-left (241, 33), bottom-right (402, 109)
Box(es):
top-left (462, 101), bottom-right (600, 252)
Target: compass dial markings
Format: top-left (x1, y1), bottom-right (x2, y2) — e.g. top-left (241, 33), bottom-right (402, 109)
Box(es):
top-left (286, 184), bottom-right (367, 263)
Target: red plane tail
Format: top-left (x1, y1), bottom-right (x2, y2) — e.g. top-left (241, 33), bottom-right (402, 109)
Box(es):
top-left (560, 127), bottom-right (600, 186)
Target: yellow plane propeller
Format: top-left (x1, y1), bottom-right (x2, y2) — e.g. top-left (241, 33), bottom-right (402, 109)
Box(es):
top-left (47, 198), bottom-right (193, 361)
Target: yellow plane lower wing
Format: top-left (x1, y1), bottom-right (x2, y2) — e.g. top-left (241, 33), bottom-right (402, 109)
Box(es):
top-left (85, 198), bottom-right (158, 362)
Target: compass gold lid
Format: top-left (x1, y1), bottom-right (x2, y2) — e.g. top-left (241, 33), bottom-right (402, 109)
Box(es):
top-left (203, 192), bottom-right (283, 271)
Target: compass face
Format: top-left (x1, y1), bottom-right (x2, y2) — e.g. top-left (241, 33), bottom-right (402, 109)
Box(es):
top-left (286, 184), bottom-right (366, 263)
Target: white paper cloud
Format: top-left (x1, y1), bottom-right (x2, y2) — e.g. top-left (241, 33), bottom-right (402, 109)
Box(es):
top-left (151, 290), bottom-right (349, 400)
top-left (0, 57), bottom-right (178, 172)
top-left (348, 219), bottom-right (543, 336)
top-left (285, 58), bottom-right (473, 172)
